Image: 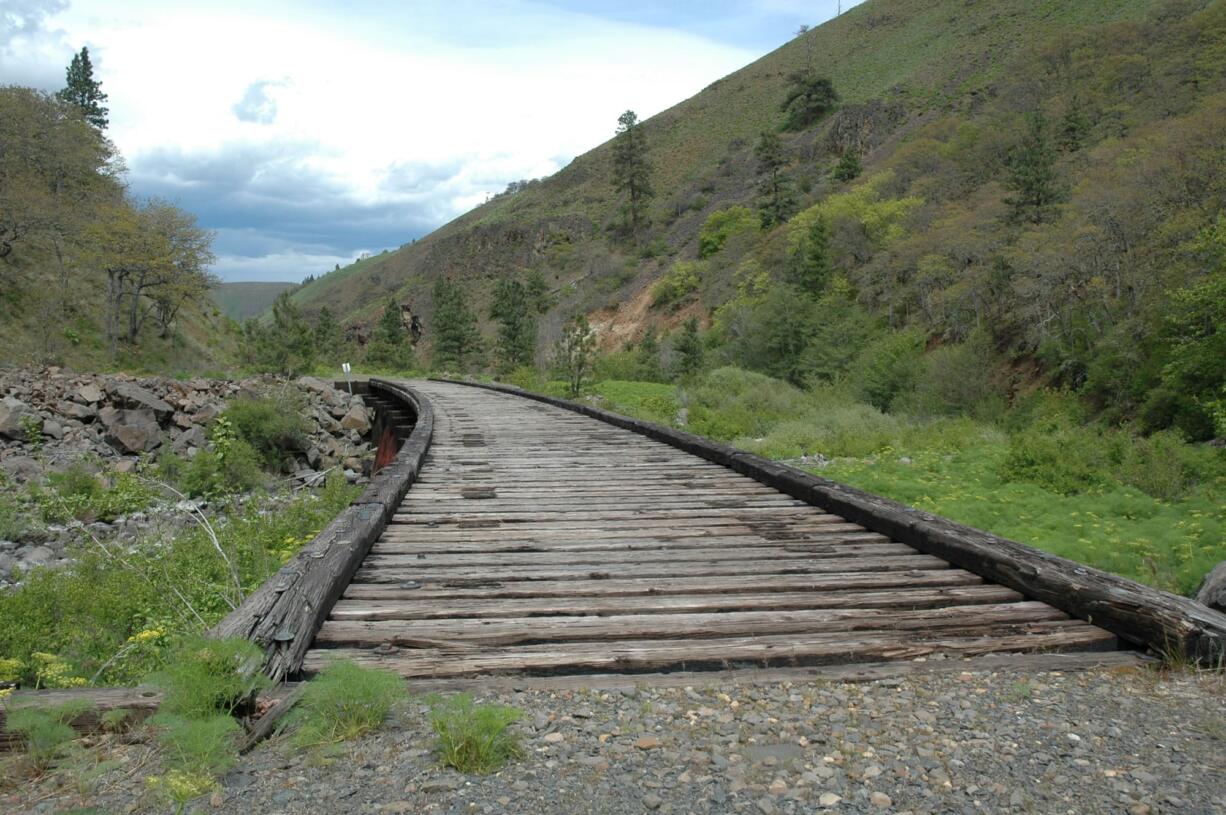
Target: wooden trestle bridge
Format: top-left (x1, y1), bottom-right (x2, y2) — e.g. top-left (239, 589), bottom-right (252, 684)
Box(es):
top-left (218, 378), bottom-right (1226, 687)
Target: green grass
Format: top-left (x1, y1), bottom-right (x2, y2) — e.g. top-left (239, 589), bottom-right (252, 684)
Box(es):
top-left (282, 660), bottom-right (407, 750)
top-left (579, 370), bottom-right (1225, 597)
top-left (427, 693), bottom-right (523, 774)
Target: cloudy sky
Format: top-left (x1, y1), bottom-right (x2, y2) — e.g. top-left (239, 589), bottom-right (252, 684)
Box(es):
top-left (4, 0), bottom-right (861, 282)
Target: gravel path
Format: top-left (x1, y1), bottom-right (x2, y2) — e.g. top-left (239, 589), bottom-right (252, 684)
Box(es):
top-left (8, 666), bottom-right (1224, 814)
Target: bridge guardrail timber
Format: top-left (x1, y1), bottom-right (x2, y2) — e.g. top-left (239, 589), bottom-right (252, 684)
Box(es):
top-left (212, 378), bottom-right (434, 681)
top-left (432, 377), bottom-right (1226, 666)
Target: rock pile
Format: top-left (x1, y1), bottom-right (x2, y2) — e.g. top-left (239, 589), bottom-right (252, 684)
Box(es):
top-left (0, 368), bottom-right (377, 486)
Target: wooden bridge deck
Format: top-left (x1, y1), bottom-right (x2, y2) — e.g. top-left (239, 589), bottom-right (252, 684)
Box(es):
top-left (302, 380), bottom-right (1118, 680)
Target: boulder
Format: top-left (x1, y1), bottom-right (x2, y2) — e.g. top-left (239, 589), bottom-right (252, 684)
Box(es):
top-left (339, 405), bottom-right (371, 434)
top-left (1196, 561), bottom-right (1226, 614)
top-left (99, 406), bottom-right (162, 453)
top-left (76, 383), bottom-right (104, 404)
top-left (1, 456), bottom-right (44, 483)
top-left (41, 419), bottom-right (65, 440)
top-left (191, 403), bottom-right (221, 424)
top-left (0, 396), bottom-right (33, 439)
top-left (173, 425), bottom-right (207, 454)
top-left (108, 381), bottom-right (173, 422)
top-left (56, 401), bottom-right (97, 421)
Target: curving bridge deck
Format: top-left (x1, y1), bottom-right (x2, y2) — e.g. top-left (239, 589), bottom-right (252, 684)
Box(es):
top-left (301, 380), bottom-right (1121, 681)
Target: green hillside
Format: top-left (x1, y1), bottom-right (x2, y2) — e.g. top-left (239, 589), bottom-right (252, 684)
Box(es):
top-left (212, 281), bottom-right (297, 322)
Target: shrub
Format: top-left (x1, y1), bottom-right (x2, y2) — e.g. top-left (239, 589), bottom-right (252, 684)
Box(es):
top-left (282, 660), bottom-right (406, 750)
top-left (4, 700), bottom-right (94, 771)
top-left (166, 439), bottom-right (264, 498)
top-left (220, 398), bottom-right (308, 472)
top-left (851, 329), bottom-right (926, 412)
top-left (651, 261), bottom-right (704, 309)
top-left (698, 206), bottom-right (756, 258)
top-left (150, 636), bottom-right (271, 719)
top-left (901, 335), bottom-right (1004, 420)
top-left (149, 713), bottom-right (241, 777)
top-left (37, 466), bottom-right (158, 524)
top-left (427, 693), bottom-right (522, 774)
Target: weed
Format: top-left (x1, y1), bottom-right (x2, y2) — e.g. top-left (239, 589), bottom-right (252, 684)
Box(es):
top-left (19, 415), bottom-right (43, 452)
top-left (150, 636), bottom-right (271, 719)
top-left (282, 660), bottom-right (407, 749)
top-left (149, 713), bottom-right (241, 777)
top-left (3, 700), bottom-right (94, 770)
top-left (221, 397), bottom-right (308, 472)
top-left (427, 693), bottom-right (523, 774)
top-left (100, 707), bottom-right (135, 733)
top-left (36, 464), bottom-right (159, 524)
top-left (1005, 680), bottom-right (1033, 701)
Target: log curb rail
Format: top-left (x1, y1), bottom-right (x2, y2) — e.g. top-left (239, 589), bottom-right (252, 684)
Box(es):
top-left (211, 378), bottom-right (435, 681)
top-left (431, 377), bottom-right (1226, 665)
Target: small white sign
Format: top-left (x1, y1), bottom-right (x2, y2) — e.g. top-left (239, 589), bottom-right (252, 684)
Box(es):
top-left (342, 362), bottom-right (351, 373)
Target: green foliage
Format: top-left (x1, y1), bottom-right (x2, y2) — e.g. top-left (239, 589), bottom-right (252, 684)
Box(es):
top-left (56, 46), bottom-right (108, 130)
top-left (1155, 256), bottom-right (1226, 440)
top-left (851, 328), bottom-right (926, 412)
top-left (673, 317), bottom-right (704, 380)
top-left (4, 700), bottom-right (95, 769)
top-left (785, 216), bottom-right (832, 297)
top-left (754, 131), bottom-right (797, 228)
top-left (635, 327), bottom-right (665, 382)
top-left (698, 206), bottom-right (756, 258)
top-left (592, 380), bottom-right (678, 425)
top-left (36, 465), bottom-right (159, 524)
top-left (431, 277), bottom-right (484, 371)
top-left (427, 694), bottom-right (522, 774)
top-left (1057, 96), bottom-right (1091, 152)
top-left (219, 398), bottom-right (308, 472)
top-left (0, 477), bottom-right (357, 687)
top-left (832, 151), bottom-right (862, 182)
top-left (149, 713), bottom-right (240, 778)
top-left (900, 333), bottom-right (1004, 420)
top-left (490, 276), bottom-right (538, 372)
top-left (553, 313), bottom-right (597, 398)
top-left (283, 661), bottom-right (407, 749)
top-left (612, 110), bottom-right (654, 235)
top-left (790, 173), bottom-right (923, 260)
top-left (150, 636), bottom-right (271, 719)
top-left (242, 292), bottom-right (317, 375)
top-left (651, 261), bottom-right (704, 309)
top-left (780, 70), bottom-right (838, 131)
top-left (162, 438), bottom-right (264, 499)
top-left (1003, 111), bottom-right (1068, 224)
top-left (722, 284), bottom-right (819, 387)
top-left (364, 298), bottom-right (416, 372)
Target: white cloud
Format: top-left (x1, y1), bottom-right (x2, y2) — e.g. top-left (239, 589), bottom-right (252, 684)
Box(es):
top-left (11, 1), bottom-right (761, 281)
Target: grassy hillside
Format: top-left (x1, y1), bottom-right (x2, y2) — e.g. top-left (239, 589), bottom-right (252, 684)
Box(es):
top-left (291, 0), bottom-right (1160, 330)
top-left (212, 282), bottom-right (297, 322)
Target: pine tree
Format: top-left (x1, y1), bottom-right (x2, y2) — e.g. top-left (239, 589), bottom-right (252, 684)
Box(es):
top-left (431, 278), bottom-right (483, 371)
top-left (832, 151), bottom-right (862, 182)
top-left (1058, 96), bottom-right (1091, 152)
top-left (1004, 111), bottom-right (1068, 224)
top-left (612, 110), bottom-right (654, 237)
top-left (674, 318), bottom-right (703, 379)
top-left (787, 216), bottom-right (831, 297)
top-left (780, 71), bottom-right (838, 131)
top-left (57, 47), bottom-right (109, 130)
top-left (635, 327), bottom-right (663, 382)
top-left (490, 276), bottom-right (537, 371)
top-left (313, 305), bottom-right (344, 364)
top-left (755, 132), bottom-right (797, 229)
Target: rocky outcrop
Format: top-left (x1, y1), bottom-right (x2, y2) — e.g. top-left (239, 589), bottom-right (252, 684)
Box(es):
top-left (1197, 561), bottom-right (1226, 614)
top-left (0, 368), bottom-right (379, 485)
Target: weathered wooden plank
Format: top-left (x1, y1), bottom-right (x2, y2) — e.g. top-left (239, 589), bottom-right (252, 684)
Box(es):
top-left (303, 621), bottom-right (1118, 678)
top-left (368, 531), bottom-right (891, 554)
top-left (315, 602), bottom-right (1068, 648)
top-left (329, 584), bottom-right (1024, 621)
top-left (0, 686), bottom-right (164, 752)
top-left (342, 568), bottom-right (984, 600)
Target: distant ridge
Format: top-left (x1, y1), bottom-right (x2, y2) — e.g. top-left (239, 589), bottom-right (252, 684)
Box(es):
top-left (212, 282), bottom-right (297, 322)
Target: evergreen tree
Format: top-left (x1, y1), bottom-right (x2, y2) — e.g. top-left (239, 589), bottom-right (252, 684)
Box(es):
top-left (755, 132), bottom-right (797, 229)
top-left (431, 278), bottom-right (483, 371)
top-left (57, 47), bottom-right (109, 130)
top-left (490, 276), bottom-right (537, 371)
top-left (1003, 111), bottom-right (1067, 224)
top-left (786, 216), bottom-right (832, 297)
top-left (365, 298), bottom-right (415, 371)
top-left (832, 150), bottom-right (862, 182)
top-left (674, 317), bottom-right (703, 379)
top-left (1058, 96), bottom-right (1091, 152)
top-left (612, 110), bottom-right (654, 237)
top-left (243, 291), bottom-right (315, 375)
top-left (635, 327), bottom-right (663, 382)
top-left (780, 71), bottom-right (838, 131)
top-left (525, 268), bottom-right (553, 313)
top-left (314, 306), bottom-right (342, 351)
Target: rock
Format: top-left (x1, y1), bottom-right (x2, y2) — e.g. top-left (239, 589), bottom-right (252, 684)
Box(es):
top-left (869, 791), bottom-right (892, 809)
top-left (296, 376), bottom-right (334, 395)
top-left (1, 456), bottom-right (44, 483)
top-left (18, 545), bottom-right (55, 568)
top-left (818, 793), bottom-right (842, 807)
top-left (41, 419), bottom-right (65, 440)
top-left (543, 732), bottom-right (564, 743)
top-left (191, 404), bottom-right (221, 425)
top-left (98, 407), bottom-right (162, 453)
top-left (114, 459), bottom-right (138, 474)
top-left (0, 396), bottom-right (33, 439)
top-left (643, 794), bottom-right (663, 810)
top-left (340, 405), bottom-right (371, 434)
top-left (1195, 561), bottom-right (1226, 613)
top-left (306, 447), bottom-right (323, 468)
top-left (76, 383), bottom-right (104, 404)
top-left (107, 381), bottom-right (173, 421)
top-left (635, 736), bottom-right (661, 750)
top-left (56, 401), bottom-right (97, 421)
top-left (173, 425), bottom-right (207, 455)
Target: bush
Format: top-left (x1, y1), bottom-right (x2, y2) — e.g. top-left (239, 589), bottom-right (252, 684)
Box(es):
top-left (164, 439), bottom-right (264, 498)
top-left (4, 700), bottom-right (94, 771)
top-left (851, 329), bottom-right (925, 412)
top-left (428, 694), bottom-right (522, 774)
top-left (901, 335), bottom-right (1004, 420)
top-left (37, 465), bottom-right (159, 524)
top-left (698, 206), bottom-right (756, 258)
top-left (220, 398), bottom-right (308, 472)
top-left (151, 636), bottom-right (271, 719)
top-left (651, 261), bottom-right (704, 309)
top-left (283, 660), bottom-right (406, 750)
